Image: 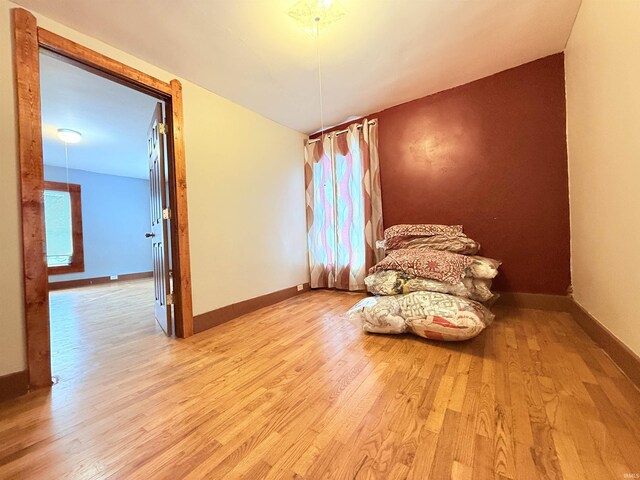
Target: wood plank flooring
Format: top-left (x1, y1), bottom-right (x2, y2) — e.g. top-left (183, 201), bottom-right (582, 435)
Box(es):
top-left (0, 279), bottom-right (639, 479)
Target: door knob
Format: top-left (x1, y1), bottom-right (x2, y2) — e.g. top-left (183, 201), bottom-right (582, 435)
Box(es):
top-left (145, 233), bottom-right (155, 238)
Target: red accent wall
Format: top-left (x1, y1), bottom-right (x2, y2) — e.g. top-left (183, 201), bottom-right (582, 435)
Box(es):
top-left (318, 54), bottom-right (571, 294)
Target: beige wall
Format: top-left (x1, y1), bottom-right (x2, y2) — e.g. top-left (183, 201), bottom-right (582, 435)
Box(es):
top-left (0, 1), bottom-right (309, 375)
top-left (565, 0), bottom-right (640, 356)
top-left (0, 1), bottom-right (26, 376)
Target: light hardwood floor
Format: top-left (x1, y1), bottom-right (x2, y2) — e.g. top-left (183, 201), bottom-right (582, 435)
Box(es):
top-left (0, 279), bottom-right (639, 479)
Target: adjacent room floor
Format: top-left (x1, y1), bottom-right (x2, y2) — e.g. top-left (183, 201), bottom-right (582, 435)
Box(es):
top-left (0, 280), bottom-right (639, 479)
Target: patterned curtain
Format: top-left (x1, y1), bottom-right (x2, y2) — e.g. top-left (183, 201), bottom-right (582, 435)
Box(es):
top-left (304, 118), bottom-right (384, 291)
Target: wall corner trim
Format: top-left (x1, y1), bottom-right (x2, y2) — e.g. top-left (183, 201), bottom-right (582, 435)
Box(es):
top-left (0, 370), bottom-right (29, 403)
top-left (496, 292), bottom-right (573, 312)
top-left (497, 292), bottom-right (639, 388)
top-left (48, 271), bottom-right (153, 290)
top-left (193, 283), bottom-right (311, 333)
top-left (569, 299), bottom-right (640, 388)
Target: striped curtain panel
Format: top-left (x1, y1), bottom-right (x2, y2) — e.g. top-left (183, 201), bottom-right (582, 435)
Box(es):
top-left (304, 119), bottom-right (384, 291)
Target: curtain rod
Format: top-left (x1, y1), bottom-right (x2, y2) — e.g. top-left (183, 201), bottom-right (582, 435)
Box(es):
top-left (307, 119), bottom-right (377, 144)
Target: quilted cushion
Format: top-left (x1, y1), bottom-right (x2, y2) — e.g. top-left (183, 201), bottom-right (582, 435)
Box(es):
top-left (348, 291), bottom-right (494, 341)
top-left (384, 224), bottom-right (463, 240)
top-left (384, 234), bottom-right (480, 255)
top-left (364, 270), bottom-right (495, 303)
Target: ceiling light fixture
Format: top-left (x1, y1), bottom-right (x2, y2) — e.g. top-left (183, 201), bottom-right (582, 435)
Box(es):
top-left (287, 0), bottom-right (347, 35)
top-left (287, 0), bottom-right (347, 135)
top-left (57, 128), bottom-right (82, 144)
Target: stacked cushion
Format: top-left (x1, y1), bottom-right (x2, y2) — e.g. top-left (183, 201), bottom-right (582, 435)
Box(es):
top-left (349, 224), bottom-right (501, 341)
top-left (348, 291), bottom-right (495, 341)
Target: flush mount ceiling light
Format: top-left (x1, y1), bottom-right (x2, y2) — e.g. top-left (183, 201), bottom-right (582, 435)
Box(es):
top-left (287, 0), bottom-right (347, 35)
top-left (57, 128), bottom-right (82, 144)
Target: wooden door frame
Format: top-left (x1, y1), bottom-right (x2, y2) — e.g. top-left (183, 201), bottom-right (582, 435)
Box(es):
top-left (12, 7), bottom-right (194, 389)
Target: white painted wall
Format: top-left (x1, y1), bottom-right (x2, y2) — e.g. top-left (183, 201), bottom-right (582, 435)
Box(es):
top-left (0, 1), bottom-right (308, 376)
top-left (565, 0), bottom-right (640, 356)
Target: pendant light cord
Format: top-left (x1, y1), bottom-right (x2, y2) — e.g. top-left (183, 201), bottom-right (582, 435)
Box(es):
top-left (64, 141), bottom-right (70, 192)
top-left (316, 17), bottom-right (339, 279)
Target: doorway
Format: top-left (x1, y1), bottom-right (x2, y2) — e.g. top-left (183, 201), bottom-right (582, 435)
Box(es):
top-left (41, 50), bottom-right (174, 350)
top-left (12, 8), bottom-right (194, 390)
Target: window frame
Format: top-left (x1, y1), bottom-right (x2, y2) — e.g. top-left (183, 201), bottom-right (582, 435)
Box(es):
top-left (44, 180), bottom-right (85, 275)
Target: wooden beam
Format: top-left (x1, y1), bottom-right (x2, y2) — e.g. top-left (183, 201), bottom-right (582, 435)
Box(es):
top-left (37, 27), bottom-right (172, 97)
top-left (168, 79), bottom-right (194, 338)
top-left (12, 8), bottom-right (51, 388)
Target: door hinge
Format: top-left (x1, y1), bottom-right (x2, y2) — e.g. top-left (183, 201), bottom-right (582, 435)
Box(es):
top-left (158, 122), bottom-right (167, 135)
top-left (162, 208), bottom-right (171, 220)
top-left (166, 293), bottom-right (174, 305)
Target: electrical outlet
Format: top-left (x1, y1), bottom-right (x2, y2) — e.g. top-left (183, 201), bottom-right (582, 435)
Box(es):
top-left (297, 284), bottom-right (304, 291)
top-left (110, 275), bottom-right (118, 280)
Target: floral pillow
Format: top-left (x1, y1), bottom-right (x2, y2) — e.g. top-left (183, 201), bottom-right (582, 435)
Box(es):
top-left (369, 248), bottom-right (473, 285)
top-left (348, 291), bottom-right (494, 341)
top-left (384, 224), bottom-right (463, 240)
top-left (384, 235), bottom-right (480, 255)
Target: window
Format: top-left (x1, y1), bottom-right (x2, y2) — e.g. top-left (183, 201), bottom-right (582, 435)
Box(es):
top-left (44, 181), bottom-right (84, 274)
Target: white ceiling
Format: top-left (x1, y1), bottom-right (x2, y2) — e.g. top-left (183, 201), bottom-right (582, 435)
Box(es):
top-left (22, 0), bottom-right (581, 134)
top-left (40, 52), bottom-right (159, 179)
